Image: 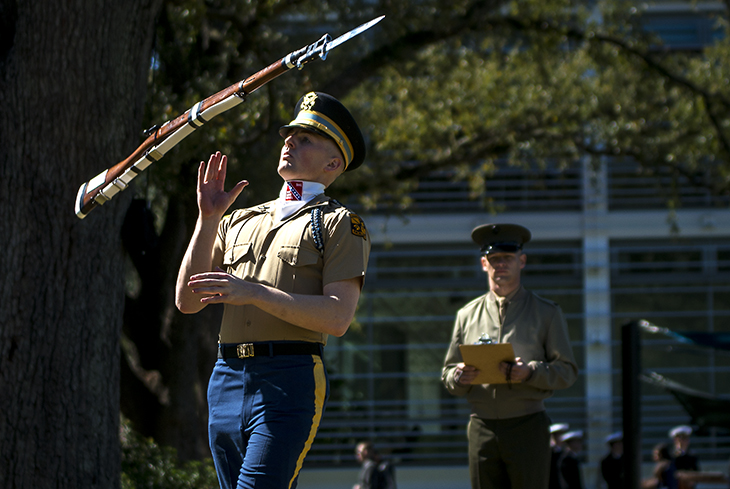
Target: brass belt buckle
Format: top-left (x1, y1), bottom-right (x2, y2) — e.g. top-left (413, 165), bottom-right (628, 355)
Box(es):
top-left (237, 343), bottom-right (254, 358)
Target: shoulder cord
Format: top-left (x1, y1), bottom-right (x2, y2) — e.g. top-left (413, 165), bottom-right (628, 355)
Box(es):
top-left (309, 207), bottom-right (324, 254)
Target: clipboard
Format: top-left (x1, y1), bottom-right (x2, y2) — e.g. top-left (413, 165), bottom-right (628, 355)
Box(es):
top-left (458, 343), bottom-right (519, 385)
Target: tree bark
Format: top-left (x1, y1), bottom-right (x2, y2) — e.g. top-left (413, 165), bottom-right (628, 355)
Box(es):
top-left (0, 0), bottom-right (162, 487)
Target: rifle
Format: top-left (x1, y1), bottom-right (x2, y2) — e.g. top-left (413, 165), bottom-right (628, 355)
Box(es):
top-left (75, 15), bottom-right (384, 219)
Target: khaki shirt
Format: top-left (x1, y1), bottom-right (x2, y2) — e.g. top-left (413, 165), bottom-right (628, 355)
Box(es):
top-left (442, 286), bottom-right (578, 419)
top-left (212, 194), bottom-right (370, 344)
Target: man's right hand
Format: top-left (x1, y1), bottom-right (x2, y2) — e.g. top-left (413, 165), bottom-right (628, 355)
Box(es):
top-left (454, 363), bottom-right (479, 385)
top-left (176, 151), bottom-right (248, 315)
top-left (198, 151), bottom-right (248, 219)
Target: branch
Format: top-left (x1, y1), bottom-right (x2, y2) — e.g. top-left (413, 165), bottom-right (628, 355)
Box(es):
top-left (321, 1), bottom-right (508, 96)
top-left (391, 122), bottom-right (572, 181)
top-left (499, 15), bottom-right (730, 160)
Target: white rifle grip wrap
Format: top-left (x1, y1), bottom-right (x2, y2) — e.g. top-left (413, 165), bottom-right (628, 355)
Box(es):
top-left (79, 94), bottom-right (247, 217)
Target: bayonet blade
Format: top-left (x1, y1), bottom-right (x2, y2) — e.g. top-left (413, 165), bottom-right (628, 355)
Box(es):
top-left (325, 15), bottom-right (385, 53)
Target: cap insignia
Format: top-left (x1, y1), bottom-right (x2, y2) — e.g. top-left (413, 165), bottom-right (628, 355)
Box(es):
top-left (301, 92), bottom-right (318, 111)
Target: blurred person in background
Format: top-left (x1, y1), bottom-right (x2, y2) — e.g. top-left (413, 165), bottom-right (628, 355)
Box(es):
top-left (644, 443), bottom-right (678, 489)
top-left (600, 432), bottom-right (624, 489)
top-left (558, 430), bottom-right (584, 489)
top-left (353, 441), bottom-right (396, 489)
top-left (670, 425), bottom-right (699, 489)
top-left (550, 423), bottom-right (570, 489)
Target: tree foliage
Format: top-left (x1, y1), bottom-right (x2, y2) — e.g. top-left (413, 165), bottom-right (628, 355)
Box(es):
top-left (134, 0), bottom-right (730, 215)
top-left (121, 417), bottom-right (217, 489)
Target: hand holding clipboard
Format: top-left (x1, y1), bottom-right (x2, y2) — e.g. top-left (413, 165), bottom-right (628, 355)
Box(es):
top-left (458, 343), bottom-right (527, 384)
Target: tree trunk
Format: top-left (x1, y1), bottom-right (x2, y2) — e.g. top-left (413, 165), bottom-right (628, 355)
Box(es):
top-left (0, 0), bottom-right (162, 487)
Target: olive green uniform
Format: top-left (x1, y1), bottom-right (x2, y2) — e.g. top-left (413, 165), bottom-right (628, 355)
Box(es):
top-left (442, 287), bottom-right (578, 489)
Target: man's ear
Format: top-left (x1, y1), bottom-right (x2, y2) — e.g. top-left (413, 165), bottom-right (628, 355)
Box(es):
top-left (325, 156), bottom-right (345, 175)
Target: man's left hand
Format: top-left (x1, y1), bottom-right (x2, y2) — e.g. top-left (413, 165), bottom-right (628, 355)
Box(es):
top-left (188, 267), bottom-right (256, 305)
top-left (499, 357), bottom-right (532, 382)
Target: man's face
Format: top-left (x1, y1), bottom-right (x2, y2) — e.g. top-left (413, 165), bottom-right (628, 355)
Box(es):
top-left (567, 438), bottom-right (583, 453)
top-left (278, 128), bottom-right (343, 182)
top-left (481, 251), bottom-right (526, 290)
top-left (551, 432), bottom-right (566, 448)
top-left (355, 443), bottom-right (369, 463)
top-left (674, 434), bottom-right (690, 451)
top-left (612, 440), bottom-right (623, 456)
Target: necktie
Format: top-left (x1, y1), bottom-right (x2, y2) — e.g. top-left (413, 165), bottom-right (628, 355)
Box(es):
top-left (499, 299), bottom-right (509, 324)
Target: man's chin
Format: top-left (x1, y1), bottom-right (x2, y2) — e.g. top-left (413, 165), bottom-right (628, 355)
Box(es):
top-left (277, 166), bottom-right (292, 179)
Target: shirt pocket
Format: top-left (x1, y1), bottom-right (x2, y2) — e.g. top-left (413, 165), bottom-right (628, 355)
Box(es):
top-left (278, 245), bottom-right (319, 267)
top-left (223, 242), bottom-right (254, 270)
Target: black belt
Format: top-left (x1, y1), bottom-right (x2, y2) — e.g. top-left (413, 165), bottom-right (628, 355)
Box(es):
top-left (218, 341), bottom-right (322, 359)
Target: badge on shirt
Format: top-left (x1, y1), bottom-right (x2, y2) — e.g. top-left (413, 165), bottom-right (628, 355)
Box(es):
top-left (350, 214), bottom-right (367, 239)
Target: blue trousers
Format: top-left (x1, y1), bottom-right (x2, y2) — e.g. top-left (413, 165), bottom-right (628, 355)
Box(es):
top-left (207, 349), bottom-right (329, 489)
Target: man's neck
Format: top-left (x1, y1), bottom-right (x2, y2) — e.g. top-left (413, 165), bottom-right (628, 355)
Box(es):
top-left (279, 180), bottom-right (325, 200)
top-left (490, 282), bottom-right (520, 298)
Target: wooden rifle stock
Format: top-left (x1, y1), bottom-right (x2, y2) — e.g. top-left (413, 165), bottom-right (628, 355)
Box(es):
top-left (74, 40), bottom-right (319, 219)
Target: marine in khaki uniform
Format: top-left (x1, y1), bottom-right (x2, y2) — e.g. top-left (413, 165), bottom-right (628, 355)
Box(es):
top-left (175, 92), bottom-right (371, 489)
top-left (442, 223), bottom-right (578, 489)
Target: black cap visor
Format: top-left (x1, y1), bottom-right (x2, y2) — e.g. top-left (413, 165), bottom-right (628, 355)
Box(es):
top-left (279, 124), bottom-right (333, 141)
top-left (481, 242), bottom-right (523, 255)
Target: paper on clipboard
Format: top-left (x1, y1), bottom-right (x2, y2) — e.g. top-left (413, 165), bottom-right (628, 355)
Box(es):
top-left (458, 343), bottom-right (519, 385)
